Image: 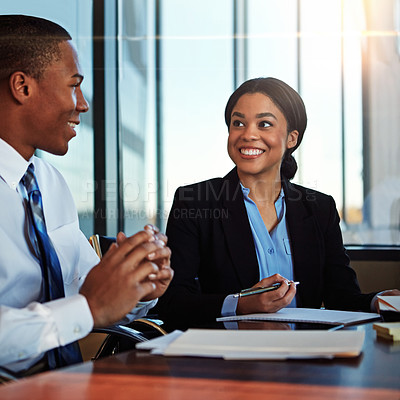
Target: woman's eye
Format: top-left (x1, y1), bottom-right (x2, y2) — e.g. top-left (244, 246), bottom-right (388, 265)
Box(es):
top-left (232, 120), bottom-right (244, 127)
top-left (259, 121), bottom-right (272, 128)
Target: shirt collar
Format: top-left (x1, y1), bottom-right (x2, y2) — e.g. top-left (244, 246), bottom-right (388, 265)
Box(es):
top-left (0, 138), bottom-right (33, 191)
top-left (240, 182), bottom-right (285, 203)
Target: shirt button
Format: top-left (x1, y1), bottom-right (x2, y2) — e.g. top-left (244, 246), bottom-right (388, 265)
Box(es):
top-left (267, 248), bottom-right (274, 254)
top-left (18, 352), bottom-right (26, 359)
top-left (73, 326), bottom-right (81, 334)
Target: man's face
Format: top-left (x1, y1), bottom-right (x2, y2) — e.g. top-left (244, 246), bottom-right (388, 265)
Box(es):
top-left (24, 40), bottom-right (89, 156)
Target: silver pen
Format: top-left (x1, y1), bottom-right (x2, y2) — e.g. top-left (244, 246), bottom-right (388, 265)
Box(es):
top-left (233, 281), bottom-right (300, 298)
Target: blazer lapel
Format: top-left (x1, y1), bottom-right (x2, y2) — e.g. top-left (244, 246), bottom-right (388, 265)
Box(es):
top-left (221, 168), bottom-right (259, 288)
top-left (283, 179), bottom-right (323, 306)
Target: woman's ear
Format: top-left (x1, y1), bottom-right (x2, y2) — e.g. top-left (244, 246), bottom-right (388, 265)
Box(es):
top-left (9, 72), bottom-right (34, 104)
top-left (287, 130), bottom-right (299, 149)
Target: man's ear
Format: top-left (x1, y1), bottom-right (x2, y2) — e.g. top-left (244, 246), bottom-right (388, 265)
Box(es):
top-left (9, 72), bottom-right (35, 104)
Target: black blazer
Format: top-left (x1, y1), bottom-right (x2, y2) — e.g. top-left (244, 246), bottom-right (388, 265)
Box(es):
top-left (155, 168), bottom-right (376, 326)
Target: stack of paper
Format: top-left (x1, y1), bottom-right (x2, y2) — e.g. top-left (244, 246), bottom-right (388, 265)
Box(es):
top-left (373, 322), bottom-right (400, 341)
top-left (137, 329), bottom-right (365, 360)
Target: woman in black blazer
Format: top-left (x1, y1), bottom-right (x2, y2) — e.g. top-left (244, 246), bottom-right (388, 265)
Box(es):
top-left (155, 78), bottom-right (396, 327)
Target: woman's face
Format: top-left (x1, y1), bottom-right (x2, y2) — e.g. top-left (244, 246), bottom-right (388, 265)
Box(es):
top-left (227, 92), bottom-right (298, 181)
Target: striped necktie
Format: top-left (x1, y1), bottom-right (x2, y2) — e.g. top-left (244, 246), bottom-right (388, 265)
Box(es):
top-left (21, 164), bottom-right (82, 369)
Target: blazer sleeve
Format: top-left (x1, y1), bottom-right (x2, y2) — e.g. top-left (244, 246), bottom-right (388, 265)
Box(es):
top-left (154, 187), bottom-right (228, 328)
top-left (321, 196), bottom-right (376, 312)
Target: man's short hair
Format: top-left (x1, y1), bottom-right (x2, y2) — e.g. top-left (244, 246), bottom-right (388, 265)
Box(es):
top-left (0, 15), bottom-right (72, 81)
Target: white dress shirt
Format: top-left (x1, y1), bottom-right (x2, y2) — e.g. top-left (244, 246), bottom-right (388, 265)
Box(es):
top-left (0, 138), bottom-right (155, 373)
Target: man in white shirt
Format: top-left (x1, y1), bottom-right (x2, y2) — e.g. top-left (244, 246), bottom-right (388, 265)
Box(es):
top-left (0, 15), bottom-right (173, 376)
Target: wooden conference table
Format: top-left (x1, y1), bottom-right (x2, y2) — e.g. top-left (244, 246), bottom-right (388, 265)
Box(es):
top-left (0, 322), bottom-right (399, 400)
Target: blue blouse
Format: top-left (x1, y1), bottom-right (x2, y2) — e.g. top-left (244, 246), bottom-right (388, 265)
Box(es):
top-left (221, 184), bottom-right (296, 316)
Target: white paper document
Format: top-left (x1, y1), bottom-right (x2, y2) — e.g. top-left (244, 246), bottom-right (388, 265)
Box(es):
top-left (136, 330), bottom-right (184, 354)
top-left (378, 296), bottom-right (400, 312)
top-left (217, 307), bottom-right (381, 326)
top-left (139, 329), bottom-right (365, 360)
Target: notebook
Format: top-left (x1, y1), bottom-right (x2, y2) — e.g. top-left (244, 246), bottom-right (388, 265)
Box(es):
top-left (217, 307), bottom-right (381, 326)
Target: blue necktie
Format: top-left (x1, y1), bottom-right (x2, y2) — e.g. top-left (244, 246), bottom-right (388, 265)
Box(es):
top-left (21, 164), bottom-right (82, 369)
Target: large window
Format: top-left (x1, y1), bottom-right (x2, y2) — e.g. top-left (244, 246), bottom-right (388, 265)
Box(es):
top-left (158, 0), bottom-right (400, 246)
top-left (118, 0), bottom-right (156, 235)
top-left (160, 0), bottom-right (234, 226)
top-left (3, 0), bottom-right (399, 247)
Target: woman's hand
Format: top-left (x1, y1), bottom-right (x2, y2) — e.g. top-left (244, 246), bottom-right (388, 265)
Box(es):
top-left (236, 274), bottom-right (296, 315)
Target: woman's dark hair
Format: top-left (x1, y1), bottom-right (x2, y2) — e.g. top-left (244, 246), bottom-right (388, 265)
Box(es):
top-left (0, 15), bottom-right (72, 81)
top-left (224, 77), bottom-right (307, 180)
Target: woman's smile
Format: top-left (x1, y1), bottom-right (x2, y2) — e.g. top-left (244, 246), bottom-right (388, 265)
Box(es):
top-left (239, 147), bottom-right (265, 158)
